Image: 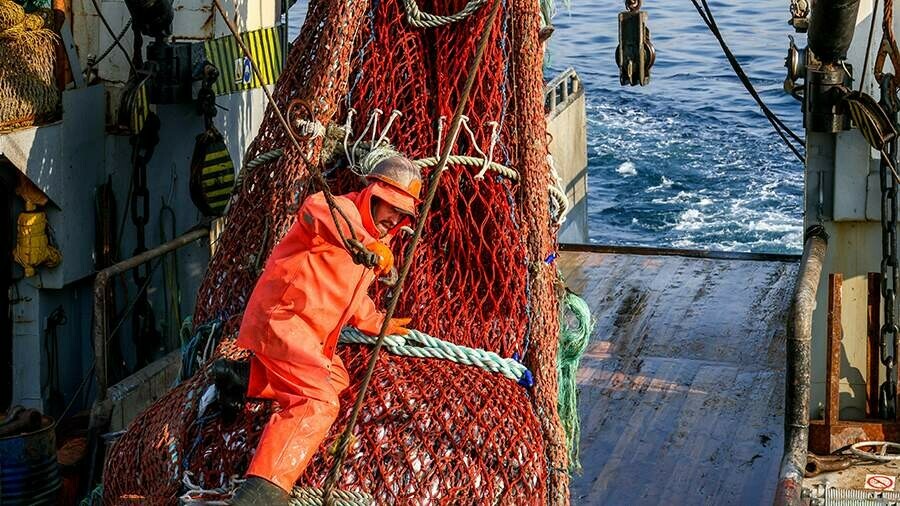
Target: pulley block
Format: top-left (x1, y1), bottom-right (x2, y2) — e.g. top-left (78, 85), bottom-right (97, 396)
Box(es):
top-left (190, 127), bottom-right (236, 217)
top-left (616, 3), bottom-right (655, 87)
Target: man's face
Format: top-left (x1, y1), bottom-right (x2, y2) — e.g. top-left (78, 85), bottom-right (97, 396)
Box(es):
top-left (372, 198), bottom-right (408, 238)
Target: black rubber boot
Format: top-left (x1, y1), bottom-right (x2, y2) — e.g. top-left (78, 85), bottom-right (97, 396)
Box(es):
top-left (228, 476), bottom-right (291, 505)
top-left (212, 358), bottom-right (250, 423)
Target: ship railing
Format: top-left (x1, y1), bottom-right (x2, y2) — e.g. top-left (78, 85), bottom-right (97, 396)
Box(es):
top-left (89, 226), bottom-right (210, 414)
top-left (776, 225), bottom-right (828, 506)
top-left (544, 67), bottom-right (582, 120)
top-left (83, 224), bottom-right (209, 494)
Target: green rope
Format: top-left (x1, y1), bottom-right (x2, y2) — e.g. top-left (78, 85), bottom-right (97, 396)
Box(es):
top-left (291, 486), bottom-right (373, 506)
top-left (340, 328), bottom-right (533, 387)
top-left (557, 290), bottom-right (593, 473)
top-left (79, 484), bottom-right (103, 506)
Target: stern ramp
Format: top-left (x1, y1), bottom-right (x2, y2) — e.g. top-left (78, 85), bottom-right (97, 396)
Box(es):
top-left (560, 247), bottom-right (798, 505)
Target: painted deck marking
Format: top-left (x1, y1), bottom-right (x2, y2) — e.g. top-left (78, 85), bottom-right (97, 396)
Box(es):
top-left (865, 474), bottom-right (896, 491)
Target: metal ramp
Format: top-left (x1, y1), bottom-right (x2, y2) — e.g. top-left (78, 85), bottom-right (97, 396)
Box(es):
top-left (559, 246), bottom-right (798, 505)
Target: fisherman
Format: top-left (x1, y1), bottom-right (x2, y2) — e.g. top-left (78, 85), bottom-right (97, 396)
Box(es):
top-left (218, 155), bottom-right (422, 504)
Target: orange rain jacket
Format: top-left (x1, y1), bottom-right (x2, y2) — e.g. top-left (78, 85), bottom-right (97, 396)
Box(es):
top-left (235, 182), bottom-right (405, 491)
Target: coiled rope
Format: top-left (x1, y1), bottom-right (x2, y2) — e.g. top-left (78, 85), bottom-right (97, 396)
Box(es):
top-left (340, 327), bottom-right (534, 387)
top-left (401, 0), bottom-right (486, 28)
top-left (556, 291), bottom-right (593, 472)
top-left (179, 473), bottom-right (375, 506)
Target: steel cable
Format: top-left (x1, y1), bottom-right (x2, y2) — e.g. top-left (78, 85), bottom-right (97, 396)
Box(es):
top-left (321, 0), bottom-right (505, 501)
top-left (690, 0), bottom-right (806, 164)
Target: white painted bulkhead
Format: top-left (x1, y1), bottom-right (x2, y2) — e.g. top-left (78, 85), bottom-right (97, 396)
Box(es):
top-left (807, 0), bottom-right (900, 419)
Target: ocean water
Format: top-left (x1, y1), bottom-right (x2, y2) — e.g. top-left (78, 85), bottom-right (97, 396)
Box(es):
top-left (289, 0), bottom-right (804, 254)
top-left (546, 0), bottom-right (805, 253)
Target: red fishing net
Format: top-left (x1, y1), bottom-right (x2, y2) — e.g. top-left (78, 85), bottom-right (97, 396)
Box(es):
top-left (102, 0), bottom-right (566, 503)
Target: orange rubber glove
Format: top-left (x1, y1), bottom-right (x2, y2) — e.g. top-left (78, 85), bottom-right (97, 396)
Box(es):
top-left (365, 241), bottom-right (393, 276)
top-left (387, 317), bottom-right (412, 336)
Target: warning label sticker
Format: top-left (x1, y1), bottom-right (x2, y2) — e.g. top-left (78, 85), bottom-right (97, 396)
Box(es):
top-left (865, 474), bottom-right (896, 491)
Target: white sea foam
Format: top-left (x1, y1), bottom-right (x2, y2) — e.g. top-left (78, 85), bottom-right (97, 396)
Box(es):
top-left (647, 176), bottom-right (674, 192)
top-left (674, 209), bottom-right (705, 231)
top-left (616, 161), bottom-right (637, 176)
top-left (651, 191), bottom-right (694, 205)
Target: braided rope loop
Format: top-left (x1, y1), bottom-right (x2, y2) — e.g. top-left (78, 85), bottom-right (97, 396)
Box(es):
top-left (340, 327), bottom-right (532, 385)
top-left (401, 0), bottom-right (487, 28)
top-left (414, 154), bottom-right (519, 179)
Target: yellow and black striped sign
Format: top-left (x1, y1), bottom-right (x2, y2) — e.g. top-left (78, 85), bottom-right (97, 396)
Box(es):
top-left (204, 25), bottom-right (286, 96)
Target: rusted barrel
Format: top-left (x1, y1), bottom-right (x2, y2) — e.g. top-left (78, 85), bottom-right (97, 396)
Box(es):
top-left (0, 415), bottom-right (61, 505)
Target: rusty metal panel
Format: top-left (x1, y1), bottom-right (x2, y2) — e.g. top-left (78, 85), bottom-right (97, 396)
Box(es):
top-left (557, 250), bottom-right (797, 505)
top-left (827, 274), bottom-right (843, 429)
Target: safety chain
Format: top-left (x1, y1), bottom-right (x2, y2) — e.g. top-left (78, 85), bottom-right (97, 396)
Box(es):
top-left (880, 75), bottom-right (900, 420)
top-left (625, 0), bottom-right (641, 12)
top-left (401, 0), bottom-right (487, 28)
top-left (130, 112), bottom-right (161, 367)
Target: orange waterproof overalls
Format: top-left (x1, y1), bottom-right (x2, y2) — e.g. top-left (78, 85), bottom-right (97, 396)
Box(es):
top-left (235, 182), bottom-right (407, 491)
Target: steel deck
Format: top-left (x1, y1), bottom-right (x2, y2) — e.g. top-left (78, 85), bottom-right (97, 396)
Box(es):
top-left (559, 248), bottom-right (798, 505)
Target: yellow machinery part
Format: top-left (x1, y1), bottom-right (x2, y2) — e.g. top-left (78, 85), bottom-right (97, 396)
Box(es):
top-left (13, 210), bottom-right (61, 277)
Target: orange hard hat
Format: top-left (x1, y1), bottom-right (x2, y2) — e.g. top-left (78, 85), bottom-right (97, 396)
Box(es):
top-left (366, 156), bottom-right (422, 216)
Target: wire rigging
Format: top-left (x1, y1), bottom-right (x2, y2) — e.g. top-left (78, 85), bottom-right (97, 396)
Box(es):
top-left (89, 0), bottom-right (137, 74)
top-left (85, 19), bottom-right (133, 75)
top-left (689, 0), bottom-right (806, 164)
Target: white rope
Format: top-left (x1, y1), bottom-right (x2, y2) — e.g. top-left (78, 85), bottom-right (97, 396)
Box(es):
top-left (369, 108), bottom-right (382, 147)
top-left (294, 119), bottom-right (327, 139)
top-left (459, 116), bottom-right (489, 163)
top-left (342, 108), bottom-right (356, 167)
top-left (179, 472), bottom-right (239, 505)
top-left (435, 116), bottom-right (446, 158)
top-left (475, 121), bottom-right (500, 180)
top-left (351, 109), bottom-right (380, 166)
top-left (401, 0), bottom-right (487, 28)
top-left (374, 109), bottom-right (402, 148)
top-left (414, 154), bottom-right (519, 180)
top-left (547, 153), bottom-right (571, 224)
